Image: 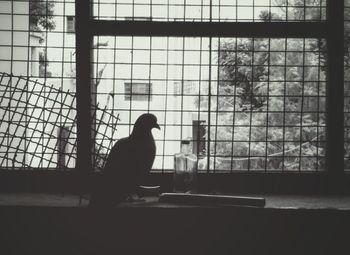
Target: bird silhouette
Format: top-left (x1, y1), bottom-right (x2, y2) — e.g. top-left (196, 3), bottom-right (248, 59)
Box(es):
top-left (89, 113), bottom-right (160, 207)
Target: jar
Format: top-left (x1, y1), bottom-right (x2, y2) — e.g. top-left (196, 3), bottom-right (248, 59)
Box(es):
top-left (173, 140), bottom-right (197, 193)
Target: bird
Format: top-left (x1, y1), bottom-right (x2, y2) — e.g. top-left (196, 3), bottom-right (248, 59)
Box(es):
top-left (89, 113), bottom-right (160, 207)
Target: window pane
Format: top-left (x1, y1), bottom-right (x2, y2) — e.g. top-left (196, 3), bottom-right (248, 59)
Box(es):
top-left (0, 0), bottom-right (77, 170)
top-left (93, 36), bottom-right (327, 172)
top-left (93, 0), bottom-right (326, 22)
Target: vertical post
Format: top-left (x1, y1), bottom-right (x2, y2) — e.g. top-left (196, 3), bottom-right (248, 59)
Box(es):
top-left (76, 0), bottom-right (93, 173)
top-left (326, 1), bottom-right (344, 176)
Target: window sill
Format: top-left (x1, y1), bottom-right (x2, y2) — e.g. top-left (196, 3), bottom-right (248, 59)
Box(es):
top-left (1, 193), bottom-right (349, 254)
top-left (1, 193), bottom-right (350, 211)
top-left (0, 170), bottom-right (349, 194)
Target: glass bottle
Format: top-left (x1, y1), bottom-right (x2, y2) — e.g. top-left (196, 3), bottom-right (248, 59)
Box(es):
top-left (173, 140), bottom-right (197, 193)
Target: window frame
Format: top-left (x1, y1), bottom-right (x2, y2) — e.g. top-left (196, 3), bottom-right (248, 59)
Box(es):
top-left (75, 0), bottom-right (344, 177)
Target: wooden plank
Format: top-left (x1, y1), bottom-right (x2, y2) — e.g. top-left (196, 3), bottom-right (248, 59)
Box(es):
top-left (159, 193), bottom-right (266, 207)
top-left (90, 20), bottom-right (328, 38)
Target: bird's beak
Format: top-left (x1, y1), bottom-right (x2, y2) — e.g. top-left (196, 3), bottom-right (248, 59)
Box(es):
top-left (154, 123), bottom-right (161, 130)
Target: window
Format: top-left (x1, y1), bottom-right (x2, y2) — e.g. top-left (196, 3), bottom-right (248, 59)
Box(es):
top-left (93, 36), bottom-right (326, 171)
top-left (0, 0), bottom-right (78, 169)
top-left (66, 16), bottom-right (75, 33)
top-left (124, 82), bottom-right (152, 101)
top-left (0, 1), bottom-right (345, 177)
top-left (89, 0), bottom-right (337, 172)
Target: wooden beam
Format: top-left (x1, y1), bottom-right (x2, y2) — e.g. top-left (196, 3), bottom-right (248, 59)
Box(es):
top-left (90, 20), bottom-right (329, 38)
top-left (75, 0), bottom-right (93, 173)
top-left (325, 0), bottom-right (344, 175)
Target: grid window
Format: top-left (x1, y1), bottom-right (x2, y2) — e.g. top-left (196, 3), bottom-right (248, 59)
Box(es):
top-left (0, 1), bottom-right (345, 176)
top-left (0, 0), bottom-right (79, 169)
top-left (93, 36), bottom-right (326, 172)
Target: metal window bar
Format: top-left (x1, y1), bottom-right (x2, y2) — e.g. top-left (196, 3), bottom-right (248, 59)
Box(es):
top-left (247, 37), bottom-right (255, 171)
top-left (160, 36), bottom-right (170, 173)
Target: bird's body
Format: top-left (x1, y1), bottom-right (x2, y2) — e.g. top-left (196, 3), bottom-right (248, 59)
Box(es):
top-left (89, 114), bottom-right (159, 207)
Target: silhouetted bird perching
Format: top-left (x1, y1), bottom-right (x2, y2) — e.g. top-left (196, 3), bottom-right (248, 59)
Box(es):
top-left (89, 113), bottom-right (160, 207)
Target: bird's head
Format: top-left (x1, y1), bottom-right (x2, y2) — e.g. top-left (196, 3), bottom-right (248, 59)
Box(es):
top-left (133, 113), bottom-right (160, 133)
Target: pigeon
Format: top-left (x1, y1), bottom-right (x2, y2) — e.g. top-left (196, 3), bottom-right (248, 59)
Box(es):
top-left (89, 113), bottom-right (160, 207)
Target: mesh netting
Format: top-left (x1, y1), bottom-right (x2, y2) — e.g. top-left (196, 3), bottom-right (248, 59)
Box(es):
top-left (0, 72), bottom-right (119, 170)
